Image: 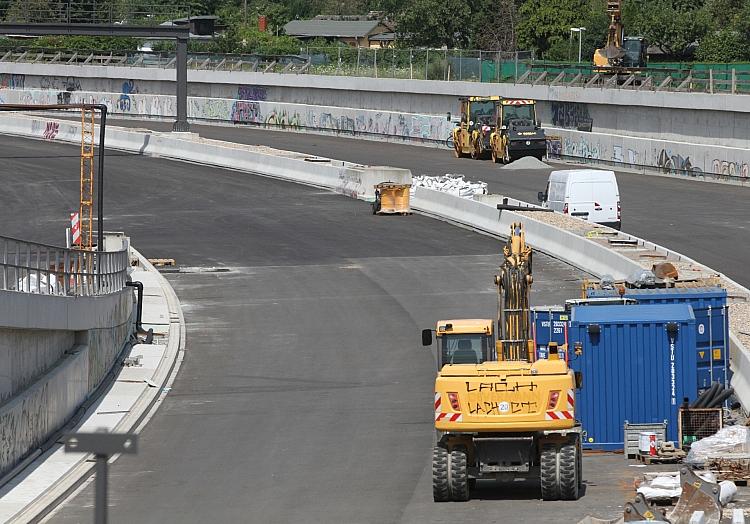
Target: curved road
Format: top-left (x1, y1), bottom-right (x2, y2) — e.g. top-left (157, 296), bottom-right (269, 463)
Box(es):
top-left (103, 118), bottom-right (750, 287)
top-left (0, 136), bottom-right (632, 523)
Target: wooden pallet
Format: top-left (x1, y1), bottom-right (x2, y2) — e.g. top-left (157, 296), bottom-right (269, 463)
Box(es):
top-left (636, 453), bottom-right (685, 465)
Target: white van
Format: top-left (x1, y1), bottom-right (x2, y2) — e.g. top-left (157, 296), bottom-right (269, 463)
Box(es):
top-left (538, 169), bottom-right (621, 230)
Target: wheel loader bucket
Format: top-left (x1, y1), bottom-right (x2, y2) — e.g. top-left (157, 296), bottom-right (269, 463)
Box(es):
top-left (666, 468), bottom-right (722, 524)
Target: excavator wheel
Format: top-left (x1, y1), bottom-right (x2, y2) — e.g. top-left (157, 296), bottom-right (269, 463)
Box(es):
top-left (540, 443), bottom-right (561, 501)
top-left (449, 448), bottom-right (470, 501)
top-left (432, 445), bottom-right (451, 502)
top-left (559, 438), bottom-right (581, 500)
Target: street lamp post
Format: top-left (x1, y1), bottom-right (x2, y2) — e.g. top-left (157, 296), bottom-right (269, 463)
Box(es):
top-left (570, 27), bottom-right (586, 63)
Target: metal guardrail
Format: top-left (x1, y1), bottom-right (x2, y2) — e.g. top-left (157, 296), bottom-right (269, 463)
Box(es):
top-left (3, 45), bottom-right (750, 95)
top-left (0, 47), bottom-right (311, 73)
top-left (0, 2), bottom-right (190, 25)
top-left (0, 235), bottom-right (129, 296)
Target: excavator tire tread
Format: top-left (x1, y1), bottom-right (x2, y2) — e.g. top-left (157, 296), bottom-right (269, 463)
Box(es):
top-left (448, 448), bottom-right (470, 502)
top-left (432, 445), bottom-right (451, 502)
top-left (559, 438), bottom-right (580, 500)
top-left (540, 443), bottom-right (561, 501)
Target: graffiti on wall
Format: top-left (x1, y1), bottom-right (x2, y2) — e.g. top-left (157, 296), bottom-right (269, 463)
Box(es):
top-left (712, 159), bottom-right (750, 178)
top-left (0, 74), bottom-right (24, 89)
top-left (237, 85), bottom-right (267, 101)
top-left (40, 76), bottom-right (81, 91)
top-left (563, 136), bottom-right (604, 160)
top-left (656, 149), bottom-right (703, 176)
top-left (118, 80), bottom-right (138, 111)
top-left (551, 101), bottom-right (593, 130)
top-left (231, 100), bottom-right (262, 124)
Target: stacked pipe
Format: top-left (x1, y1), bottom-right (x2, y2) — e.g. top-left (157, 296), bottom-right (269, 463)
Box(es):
top-left (691, 382), bottom-right (734, 409)
top-left (410, 174), bottom-right (488, 198)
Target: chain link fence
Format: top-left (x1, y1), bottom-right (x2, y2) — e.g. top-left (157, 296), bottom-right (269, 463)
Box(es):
top-left (301, 47), bottom-right (535, 81)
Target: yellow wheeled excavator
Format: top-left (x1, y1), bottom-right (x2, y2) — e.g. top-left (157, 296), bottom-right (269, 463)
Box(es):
top-left (593, 0), bottom-right (647, 71)
top-left (422, 223), bottom-right (582, 502)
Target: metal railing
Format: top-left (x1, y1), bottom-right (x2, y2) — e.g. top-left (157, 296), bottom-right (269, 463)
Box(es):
top-left (0, 236), bottom-right (129, 296)
top-left (3, 44), bottom-right (750, 95)
top-left (0, 2), bottom-right (191, 25)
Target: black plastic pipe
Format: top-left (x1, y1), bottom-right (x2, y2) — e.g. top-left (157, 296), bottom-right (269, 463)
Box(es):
top-left (126, 281), bottom-right (144, 331)
top-left (707, 387), bottom-right (734, 408)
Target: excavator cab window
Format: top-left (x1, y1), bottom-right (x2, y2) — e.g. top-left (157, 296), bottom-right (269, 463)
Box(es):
top-left (439, 334), bottom-right (491, 366)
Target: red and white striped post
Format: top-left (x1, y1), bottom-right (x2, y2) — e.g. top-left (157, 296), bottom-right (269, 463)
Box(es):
top-left (70, 212), bottom-right (81, 246)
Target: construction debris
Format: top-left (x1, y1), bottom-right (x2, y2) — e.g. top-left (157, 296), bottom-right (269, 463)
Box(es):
top-left (411, 174), bottom-right (488, 198)
top-left (687, 426), bottom-right (750, 466)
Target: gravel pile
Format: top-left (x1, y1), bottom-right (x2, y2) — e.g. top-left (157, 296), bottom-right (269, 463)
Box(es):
top-left (501, 156), bottom-right (550, 170)
top-left (514, 210), bottom-right (597, 234)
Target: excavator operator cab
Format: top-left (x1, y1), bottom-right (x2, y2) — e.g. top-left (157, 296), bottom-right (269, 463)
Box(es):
top-left (622, 37), bottom-right (648, 68)
top-left (422, 319), bottom-right (494, 370)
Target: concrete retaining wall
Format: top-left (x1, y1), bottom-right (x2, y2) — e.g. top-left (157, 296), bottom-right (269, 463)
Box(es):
top-left (547, 128), bottom-right (750, 181)
top-left (3, 63), bottom-right (750, 150)
top-left (3, 84), bottom-right (749, 180)
top-left (0, 329), bottom-right (74, 404)
top-left (0, 285), bottom-right (133, 478)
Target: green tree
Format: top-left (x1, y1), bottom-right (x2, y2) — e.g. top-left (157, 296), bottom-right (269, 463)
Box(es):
top-left (396, 0), bottom-right (473, 48)
top-left (624, 0), bottom-right (710, 58)
top-left (516, 0), bottom-right (589, 57)
top-left (695, 29), bottom-right (749, 61)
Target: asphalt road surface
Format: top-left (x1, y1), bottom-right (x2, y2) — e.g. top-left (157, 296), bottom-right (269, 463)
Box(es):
top-left (102, 118), bottom-right (750, 288)
top-left (0, 135), bottom-right (667, 523)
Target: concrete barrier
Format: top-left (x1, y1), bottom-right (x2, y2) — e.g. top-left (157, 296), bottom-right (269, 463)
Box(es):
top-left (4, 86), bottom-right (750, 181)
top-left (0, 114), bottom-right (412, 202)
top-left (2, 113), bottom-right (748, 412)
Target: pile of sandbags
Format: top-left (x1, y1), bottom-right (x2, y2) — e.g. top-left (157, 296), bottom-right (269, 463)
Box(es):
top-left (411, 174), bottom-right (488, 198)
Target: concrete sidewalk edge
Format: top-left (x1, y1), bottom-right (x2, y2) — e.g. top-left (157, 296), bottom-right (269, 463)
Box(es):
top-left (7, 247), bottom-right (186, 524)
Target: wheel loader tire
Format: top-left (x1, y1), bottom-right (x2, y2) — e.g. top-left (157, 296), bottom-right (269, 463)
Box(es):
top-left (432, 445), bottom-right (451, 502)
top-left (453, 141), bottom-right (462, 158)
top-left (540, 443), bottom-right (561, 501)
top-left (448, 448), bottom-right (470, 502)
top-left (559, 439), bottom-right (580, 500)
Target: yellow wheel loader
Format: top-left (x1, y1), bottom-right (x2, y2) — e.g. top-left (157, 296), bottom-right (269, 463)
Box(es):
top-left (422, 223), bottom-right (582, 502)
top-left (451, 97), bottom-right (547, 163)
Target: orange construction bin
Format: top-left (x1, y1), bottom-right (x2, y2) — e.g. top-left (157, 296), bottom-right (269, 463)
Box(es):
top-left (373, 183), bottom-right (412, 215)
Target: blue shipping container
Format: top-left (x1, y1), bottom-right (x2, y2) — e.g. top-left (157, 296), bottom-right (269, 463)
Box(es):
top-left (586, 288), bottom-right (729, 392)
top-left (531, 307), bottom-right (569, 360)
top-left (570, 304), bottom-right (697, 450)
